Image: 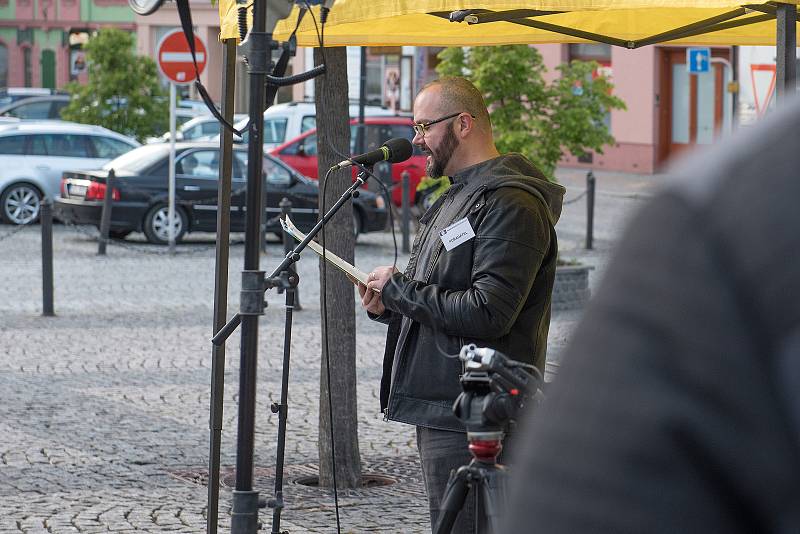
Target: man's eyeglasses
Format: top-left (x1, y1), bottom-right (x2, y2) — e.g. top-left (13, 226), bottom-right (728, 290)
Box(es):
top-left (412, 112), bottom-right (475, 137)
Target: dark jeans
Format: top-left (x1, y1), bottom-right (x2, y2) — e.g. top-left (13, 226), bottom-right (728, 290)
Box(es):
top-left (416, 426), bottom-right (476, 534)
top-left (416, 426), bottom-right (515, 534)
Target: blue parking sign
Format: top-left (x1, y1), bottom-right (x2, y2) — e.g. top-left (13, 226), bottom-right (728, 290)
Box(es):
top-left (687, 47), bottom-right (711, 74)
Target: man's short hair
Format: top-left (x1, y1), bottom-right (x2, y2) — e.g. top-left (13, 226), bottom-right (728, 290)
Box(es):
top-left (423, 76), bottom-right (491, 129)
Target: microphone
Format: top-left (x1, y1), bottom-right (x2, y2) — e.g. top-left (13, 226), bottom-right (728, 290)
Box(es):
top-left (331, 137), bottom-right (414, 170)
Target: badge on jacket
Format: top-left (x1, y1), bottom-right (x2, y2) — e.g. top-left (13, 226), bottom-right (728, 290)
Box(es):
top-left (439, 217), bottom-right (476, 251)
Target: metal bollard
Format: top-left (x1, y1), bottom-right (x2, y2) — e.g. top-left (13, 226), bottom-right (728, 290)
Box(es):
top-left (41, 200), bottom-right (54, 316)
top-left (401, 171), bottom-right (410, 253)
top-left (586, 170), bottom-right (596, 250)
top-left (280, 197), bottom-right (301, 310)
top-left (98, 168), bottom-right (115, 255)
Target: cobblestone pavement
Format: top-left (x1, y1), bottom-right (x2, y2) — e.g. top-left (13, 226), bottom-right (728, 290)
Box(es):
top-left (0, 171), bottom-right (660, 533)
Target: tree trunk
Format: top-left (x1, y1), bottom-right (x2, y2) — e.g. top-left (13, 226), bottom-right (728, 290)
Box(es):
top-left (314, 46), bottom-right (361, 489)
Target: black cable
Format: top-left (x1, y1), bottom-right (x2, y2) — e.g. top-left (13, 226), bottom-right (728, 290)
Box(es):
top-left (319, 167), bottom-right (342, 534)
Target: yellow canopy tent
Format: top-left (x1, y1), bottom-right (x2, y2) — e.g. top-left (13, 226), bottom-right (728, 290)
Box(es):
top-left (219, 0), bottom-right (799, 48)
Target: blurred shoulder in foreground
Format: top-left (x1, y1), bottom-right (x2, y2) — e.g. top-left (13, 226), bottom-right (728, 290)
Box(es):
top-left (502, 98), bottom-right (800, 534)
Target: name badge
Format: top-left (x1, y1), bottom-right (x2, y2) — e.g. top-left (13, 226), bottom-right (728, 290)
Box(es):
top-left (439, 217), bottom-right (475, 251)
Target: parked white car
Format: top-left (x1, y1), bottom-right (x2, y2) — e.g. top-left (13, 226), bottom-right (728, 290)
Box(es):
top-left (0, 95), bottom-right (71, 120)
top-left (230, 101), bottom-right (399, 150)
top-left (0, 88), bottom-right (66, 107)
top-left (146, 113), bottom-right (248, 144)
top-left (0, 121), bottom-right (139, 225)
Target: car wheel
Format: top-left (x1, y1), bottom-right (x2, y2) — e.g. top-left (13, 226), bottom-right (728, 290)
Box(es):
top-left (1, 183), bottom-right (42, 225)
top-left (108, 229), bottom-right (132, 240)
top-left (143, 204), bottom-right (187, 245)
top-left (353, 209), bottom-right (362, 240)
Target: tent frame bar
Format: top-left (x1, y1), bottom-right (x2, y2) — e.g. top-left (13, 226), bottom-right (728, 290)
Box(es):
top-left (438, 3), bottom-right (794, 48)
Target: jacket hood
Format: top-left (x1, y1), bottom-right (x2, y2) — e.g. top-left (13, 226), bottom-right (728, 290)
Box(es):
top-left (452, 153), bottom-right (566, 225)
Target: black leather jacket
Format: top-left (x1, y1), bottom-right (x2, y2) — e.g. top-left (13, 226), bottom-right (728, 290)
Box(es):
top-left (372, 154), bottom-right (565, 431)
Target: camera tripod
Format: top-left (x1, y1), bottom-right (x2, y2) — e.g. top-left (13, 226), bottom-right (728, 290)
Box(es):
top-left (433, 431), bottom-right (509, 534)
top-left (433, 345), bottom-right (541, 534)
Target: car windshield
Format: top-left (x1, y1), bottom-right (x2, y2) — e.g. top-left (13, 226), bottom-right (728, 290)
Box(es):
top-left (103, 144), bottom-right (167, 173)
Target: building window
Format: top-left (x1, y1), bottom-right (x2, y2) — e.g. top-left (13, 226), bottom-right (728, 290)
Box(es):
top-left (568, 43), bottom-right (613, 163)
top-left (569, 43), bottom-right (611, 62)
top-left (23, 47), bottom-right (33, 87)
top-left (0, 44), bottom-right (7, 88)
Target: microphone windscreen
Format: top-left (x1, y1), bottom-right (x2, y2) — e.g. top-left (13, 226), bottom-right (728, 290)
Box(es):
top-left (385, 138), bottom-right (414, 164)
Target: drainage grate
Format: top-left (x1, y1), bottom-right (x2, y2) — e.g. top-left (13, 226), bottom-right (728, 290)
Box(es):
top-left (168, 455), bottom-right (425, 502)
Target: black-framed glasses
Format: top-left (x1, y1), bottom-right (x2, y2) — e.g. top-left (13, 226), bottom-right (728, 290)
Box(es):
top-left (412, 112), bottom-right (475, 137)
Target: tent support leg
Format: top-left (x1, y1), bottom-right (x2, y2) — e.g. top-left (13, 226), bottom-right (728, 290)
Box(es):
top-left (776, 3), bottom-right (796, 103)
top-left (207, 37), bottom-right (237, 534)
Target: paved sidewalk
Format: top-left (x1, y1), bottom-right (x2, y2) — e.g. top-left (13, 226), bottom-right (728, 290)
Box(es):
top-left (0, 169), bottom-right (662, 533)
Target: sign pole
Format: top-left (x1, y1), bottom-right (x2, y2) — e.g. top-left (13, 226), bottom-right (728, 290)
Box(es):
top-left (168, 81), bottom-right (177, 253)
top-left (156, 28), bottom-right (207, 253)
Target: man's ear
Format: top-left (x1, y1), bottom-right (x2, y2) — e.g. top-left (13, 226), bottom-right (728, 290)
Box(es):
top-left (458, 114), bottom-right (473, 136)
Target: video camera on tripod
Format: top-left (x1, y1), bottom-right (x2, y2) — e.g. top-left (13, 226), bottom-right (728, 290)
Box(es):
top-left (454, 344), bottom-right (542, 441)
top-left (435, 345), bottom-right (543, 534)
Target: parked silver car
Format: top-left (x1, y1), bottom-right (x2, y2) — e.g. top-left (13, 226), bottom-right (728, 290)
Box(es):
top-left (0, 121), bottom-right (139, 225)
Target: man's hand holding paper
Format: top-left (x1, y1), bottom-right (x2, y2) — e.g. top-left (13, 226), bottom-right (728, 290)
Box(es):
top-left (358, 266), bottom-right (398, 315)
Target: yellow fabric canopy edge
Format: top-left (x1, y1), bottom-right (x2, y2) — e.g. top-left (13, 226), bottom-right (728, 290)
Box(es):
top-left (220, 0), bottom-right (799, 46)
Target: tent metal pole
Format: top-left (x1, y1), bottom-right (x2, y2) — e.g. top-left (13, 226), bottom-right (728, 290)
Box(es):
top-left (207, 37), bottom-right (237, 534)
top-left (732, 45), bottom-right (739, 127)
top-left (776, 2), bottom-right (796, 103)
top-left (232, 0), bottom-right (270, 528)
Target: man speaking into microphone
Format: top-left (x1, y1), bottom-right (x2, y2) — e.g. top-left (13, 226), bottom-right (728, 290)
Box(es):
top-left (358, 77), bottom-right (565, 534)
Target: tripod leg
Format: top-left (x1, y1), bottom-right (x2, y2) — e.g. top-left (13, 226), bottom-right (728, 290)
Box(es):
top-left (479, 467), bottom-right (508, 534)
top-left (434, 466), bottom-right (472, 534)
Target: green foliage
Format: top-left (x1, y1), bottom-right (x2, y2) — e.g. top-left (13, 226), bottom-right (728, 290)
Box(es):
top-left (61, 28), bottom-right (169, 141)
top-left (436, 45), bottom-right (626, 179)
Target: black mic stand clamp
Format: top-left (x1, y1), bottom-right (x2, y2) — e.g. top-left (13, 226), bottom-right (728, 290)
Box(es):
top-left (265, 267), bottom-right (299, 293)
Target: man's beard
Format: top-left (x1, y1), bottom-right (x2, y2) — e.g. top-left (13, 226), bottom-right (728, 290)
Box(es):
top-left (426, 124), bottom-right (459, 178)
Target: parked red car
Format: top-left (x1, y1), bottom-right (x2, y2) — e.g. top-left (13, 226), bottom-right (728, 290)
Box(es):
top-left (269, 116), bottom-right (426, 207)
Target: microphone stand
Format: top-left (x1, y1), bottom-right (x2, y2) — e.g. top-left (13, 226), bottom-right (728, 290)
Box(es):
top-left (212, 168), bottom-right (373, 534)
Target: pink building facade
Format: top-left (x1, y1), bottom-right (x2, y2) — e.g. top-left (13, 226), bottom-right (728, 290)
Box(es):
top-left (536, 44), bottom-right (734, 173)
top-left (0, 0), bottom-right (135, 90)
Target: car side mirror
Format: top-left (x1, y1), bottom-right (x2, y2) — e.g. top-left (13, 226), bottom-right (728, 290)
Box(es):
top-left (174, 131), bottom-right (184, 141)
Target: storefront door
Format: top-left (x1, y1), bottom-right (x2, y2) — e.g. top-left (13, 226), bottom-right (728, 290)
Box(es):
top-left (659, 48), bottom-right (731, 165)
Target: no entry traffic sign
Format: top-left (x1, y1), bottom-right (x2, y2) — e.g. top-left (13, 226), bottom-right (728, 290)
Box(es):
top-left (156, 29), bottom-right (207, 85)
